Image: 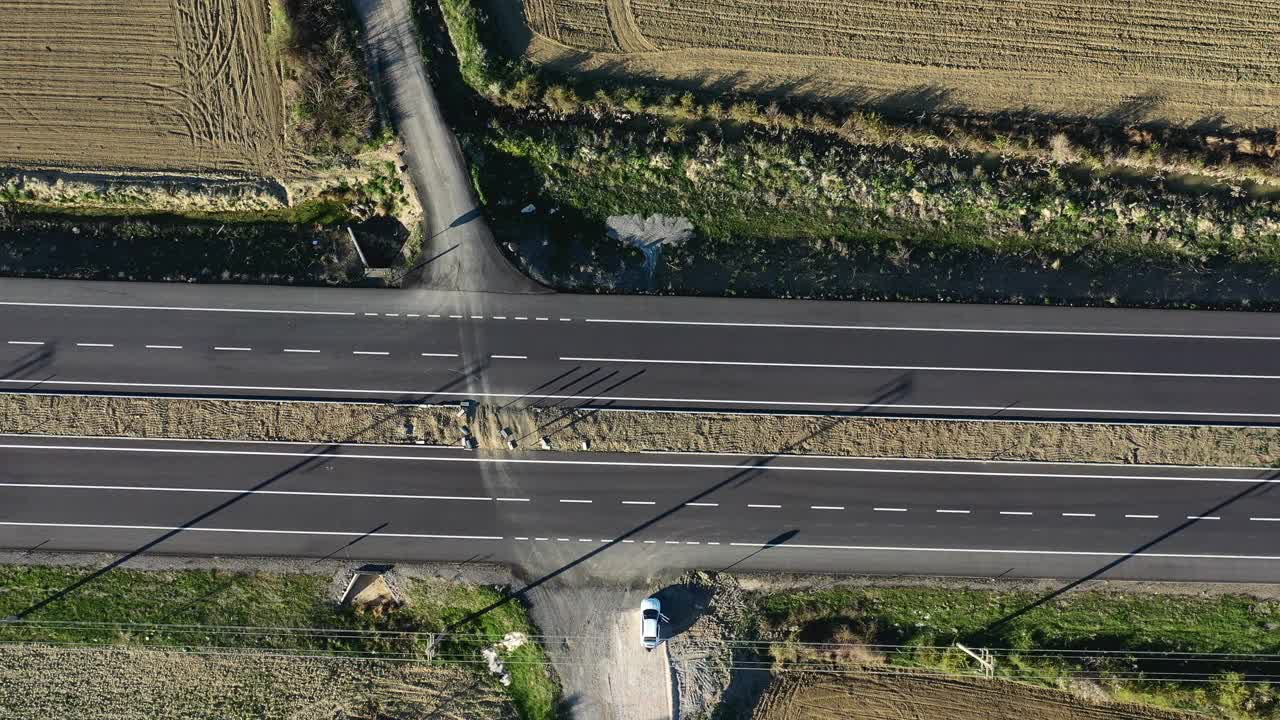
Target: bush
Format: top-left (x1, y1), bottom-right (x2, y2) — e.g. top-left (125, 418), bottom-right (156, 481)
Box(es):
top-left (282, 0), bottom-right (380, 159)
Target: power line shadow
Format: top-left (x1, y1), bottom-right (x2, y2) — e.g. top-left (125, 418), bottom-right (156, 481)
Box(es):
top-left (984, 470), bottom-right (1280, 634)
top-left (1, 343), bottom-right (57, 381)
top-left (4, 444), bottom-right (340, 621)
top-left (444, 411), bottom-right (854, 634)
top-left (6, 387), bottom-right (465, 620)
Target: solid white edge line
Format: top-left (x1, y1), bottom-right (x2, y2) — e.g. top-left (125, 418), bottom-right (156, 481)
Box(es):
top-left (0, 377), bottom-right (1275, 418)
top-left (0, 433), bottom-right (467, 451)
top-left (0, 482), bottom-right (493, 502)
top-left (0, 521), bottom-right (500, 540)
top-left (582, 317), bottom-right (1280, 342)
top-left (560, 356), bottom-right (1280, 381)
top-left (2, 441), bottom-right (1278, 485)
top-left (0, 301), bottom-right (355, 316)
top-left (720, 542), bottom-right (1280, 561)
top-left (4, 520), bottom-right (1276, 561)
top-left (636, 449), bottom-right (1273, 472)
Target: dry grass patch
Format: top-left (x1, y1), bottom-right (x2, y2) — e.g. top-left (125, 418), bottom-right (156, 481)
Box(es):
top-left (8, 392), bottom-right (1280, 467)
top-left (0, 0), bottom-right (288, 176)
top-left (514, 0), bottom-right (1280, 128)
top-left (0, 393), bottom-right (461, 445)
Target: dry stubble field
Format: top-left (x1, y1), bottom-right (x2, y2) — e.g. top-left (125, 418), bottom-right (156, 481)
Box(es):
top-left (0, 0), bottom-right (287, 175)
top-left (752, 672), bottom-right (1193, 720)
top-left (512, 0), bottom-right (1280, 127)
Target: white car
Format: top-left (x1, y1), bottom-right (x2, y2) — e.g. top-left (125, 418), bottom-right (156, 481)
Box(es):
top-left (641, 597), bottom-right (663, 650)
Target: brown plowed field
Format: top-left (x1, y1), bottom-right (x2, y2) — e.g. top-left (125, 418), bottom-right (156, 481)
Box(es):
top-left (0, 0), bottom-right (287, 176)
top-left (752, 671), bottom-right (1194, 720)
top-left (510, 0), bottom-right (1280, 127)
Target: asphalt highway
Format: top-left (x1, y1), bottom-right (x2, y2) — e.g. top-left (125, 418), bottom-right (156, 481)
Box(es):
top-left (3, 435), bottom-right (1280, 581)
top-left (4, 279), bottom-right (1280, 422)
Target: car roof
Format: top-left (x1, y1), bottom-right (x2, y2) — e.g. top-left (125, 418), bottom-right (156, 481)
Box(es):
top-left (641, 597), bottom-right (661, 611)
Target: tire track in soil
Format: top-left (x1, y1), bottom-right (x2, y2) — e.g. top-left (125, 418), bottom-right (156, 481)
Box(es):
top-left (603, 0), bottom-right (657, 53)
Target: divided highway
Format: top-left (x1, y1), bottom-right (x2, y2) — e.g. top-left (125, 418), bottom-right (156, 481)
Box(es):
top-left (2, 435), bottom-right (1280, 582)
top-left (4, 279), bottom-right (1280, 421)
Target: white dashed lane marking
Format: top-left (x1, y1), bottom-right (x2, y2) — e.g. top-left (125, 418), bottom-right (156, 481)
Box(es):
top-left (686, 502), bottom-right (718, 507)
top-left (76, 343), bottom-right (113, 348)
top-left (810, 505), bottom-right (845, 511)
top-left (1000, 511), bottom-right (1034, 516)
top-left (1062, 513), bottom-right (1096, 518)
top-left (747, 504), bottom-right (781, 509)
top-left (420, 353), bottom-right (459, 358)
top-left (874, 507), bottom-right (908, 512)
top-left (1187, 515), bottom-right (1220, 520)
top-left (622, 500), bottom-right (656, 505)
top-left (353, 351), bottom-right (389, 356)
top-left (559, 499), bottom-right (592, 504)
top-left (491, 355), bottom-right (528, 360)
top-left (7, 341), bottom-right (44, 346)
top-left (936, 509), bottom-right (970, 514)
top-left (1126, 514), bottom-right (1160, 519)
top-left (145, 345), bottom-right (183, 350)
top-left (283, 349), bottom-right (319, 354)
top-left (213, 346), bottom-right (251, 352)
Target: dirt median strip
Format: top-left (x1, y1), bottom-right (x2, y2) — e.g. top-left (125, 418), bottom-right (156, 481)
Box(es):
top-left (4, 392), bottom-right (1280, 466)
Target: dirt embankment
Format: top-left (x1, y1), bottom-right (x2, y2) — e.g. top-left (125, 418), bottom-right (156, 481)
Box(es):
top-left (751, 671), bottom-right (1195, 720)
top-left (6, 393), bottom-right (1280, 467)
top-left (0, 644), bottom-right (515, 720)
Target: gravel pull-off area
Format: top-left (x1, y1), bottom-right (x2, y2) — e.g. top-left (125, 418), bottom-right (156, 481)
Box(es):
top-left (8, 392), bottom-right (1280, 466)
top-left (0, 644), bottom-right (516, 720)
top-left (750, 671), bottom-right (1195, 720)
top-left (523, 576), bottom-right (673, 720)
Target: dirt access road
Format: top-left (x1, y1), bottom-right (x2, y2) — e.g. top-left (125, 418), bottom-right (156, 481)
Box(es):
top-left (526, 580), bottom-right (675, 720)
top-left (353, 0), bottom-right (542, 293)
